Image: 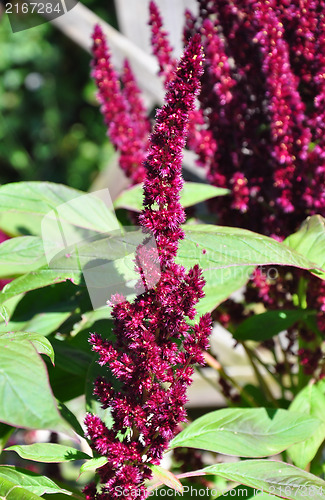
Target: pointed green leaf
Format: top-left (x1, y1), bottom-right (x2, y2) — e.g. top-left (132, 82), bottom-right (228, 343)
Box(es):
top-left (234, 309), bottom-right (313, 341)
top-left (150, 465), bottom-right (183, 493)
top-left (288, 384), bottom-right (325, 469)
top-left (0, 339), bottom-right (65, 430)
top-left (80, 457), bottom-right (108, 475)
top-left (0, 466), bottom-right (71, 496)
top-left (200, 460), bottom-right (325, 500)
top-left (0, 423), bottom-right (14, 454)
top-left (180, 183), bottom-right (230, 206)
top-left (169, 408), bottom-right (321, 457)
top-left (5, 443), bottom-right (90, 463)
top-left (57, 402), bottom-right (85, 438)
top-left (285, 215), bottom-right (325, 279)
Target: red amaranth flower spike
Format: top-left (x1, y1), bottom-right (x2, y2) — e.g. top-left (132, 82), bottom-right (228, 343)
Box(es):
top-left (148, 1), bottom-right (177, 85)
top-left (91, 25), bottom-right (148, 183)
top-left (84, 34), bottom-right (212, 500)
top-left (149, 1), bottom-right (218, 175)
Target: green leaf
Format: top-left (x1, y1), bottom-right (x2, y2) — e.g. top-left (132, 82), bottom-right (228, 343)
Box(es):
top-left (285, 215), bottom-right (325, 279)
top-left (57, 402), bottom-right (85, 438)
top-left (2, 311), bottom-right (71, 336)
top-left (80, 457), bottom-right (108, 475)
top-left (150, 465), bottom-right (183, 493)
top-left (51, 339), bottom-right (92, 377)
top-left (0, 305), bottom-right (10, 324)
top-left (0, 339), bottom-right (65, 430)
top-left (0, 475), bottom-right (43, 500)
top-left (0, 423), bottom-right (14, 454)
top-left (199, 460), bottom-right (325, 500)
top-left (151, 482), bottom-right (211, 499)
top-left (169, 408), bottom-right (320, 457)
top-left (47, 366), bottom-right (86, 404)
top-left (0, 267), bottom-right (85, 313)
top-left (287, 384), bottom-right (325, 469)
top-left (0, 466), bottom-right (71, 497)
top-left (0, 236), bottom-right (46, 278)
top-left (5, 443), bottom-right (91, 463)
top-left (217, 485), bottom-right (275, 499)
top-left (233, 309), bottom-right (313, 341)
top-left (179, 224), bottom-right (325, 316)
top-left (0, 227), bottom-right (146, 315)
top-left (180, 183), bottom-right (230, 206)
top-left (0, 181), bottom-right (118, 237)
top-left (73, 307), bottom-right (112, 335)
top-left (114, 182), bottom-right (229, 212)
top-left (85, 360), bottom-right (114, 429)
top-left (0, 332), bottom-right (54, 364)
top-left (0, 282), bottom-right (82, 335)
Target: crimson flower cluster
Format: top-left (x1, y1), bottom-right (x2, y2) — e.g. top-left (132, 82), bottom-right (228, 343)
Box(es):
top-left (149, 0), bottom-right (325, 237)
top-left (84, 33), bottom-right (211, 500)
top-left (93, 1), bottom-right (325, 238)
top-left (148, 0), bottom-right (325, 380)
top-left (91, 25), bottom-right (150, 184)
top-left (148, 1), bottom-right (217, 172)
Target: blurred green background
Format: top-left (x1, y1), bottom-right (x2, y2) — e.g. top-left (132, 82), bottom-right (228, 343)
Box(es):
top-left (0, 0), bottom-right (117, 191)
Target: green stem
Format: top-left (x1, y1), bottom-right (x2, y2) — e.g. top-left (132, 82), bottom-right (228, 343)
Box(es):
top-left (297, 276), bottom-right (310, 391)
top-left (249, 348), bottom-right (281, 385)
top-left (277, 336), bottom-right (297, 394)
top-left (242, 343), bottom-right (279, 408)
top-left (196, 366), bottom-right (236, 408)
top-left (203, 352), bottom-right (259, 407)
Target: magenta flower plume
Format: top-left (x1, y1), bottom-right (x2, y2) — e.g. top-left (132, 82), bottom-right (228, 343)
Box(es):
top-left (148, 1), bottom-right (177, 85)
top-left (84, 34), bottom-right (212, 500)
top-left (91, 25), bottom-right (149, 183)
top-left (251, 0), bottom-right (311, 213)
top-left (149, 1), bottom-right (217, 171)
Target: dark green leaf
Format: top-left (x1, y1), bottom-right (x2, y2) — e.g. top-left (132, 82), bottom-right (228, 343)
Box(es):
top-left (234, 309), bottom-right (313, 341)
top-left (51, 339), bottom-right (92, 377)
top-left (85, 360), bottom-right (114, 429)
top-left (0, 267), bottom-right (85, 310)
top-left (0, 282), bottom-right (83, 335)
top-left (57, 402), bottom-right (85, 438)
top-left (0, 423), bottom-right (14, 454)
